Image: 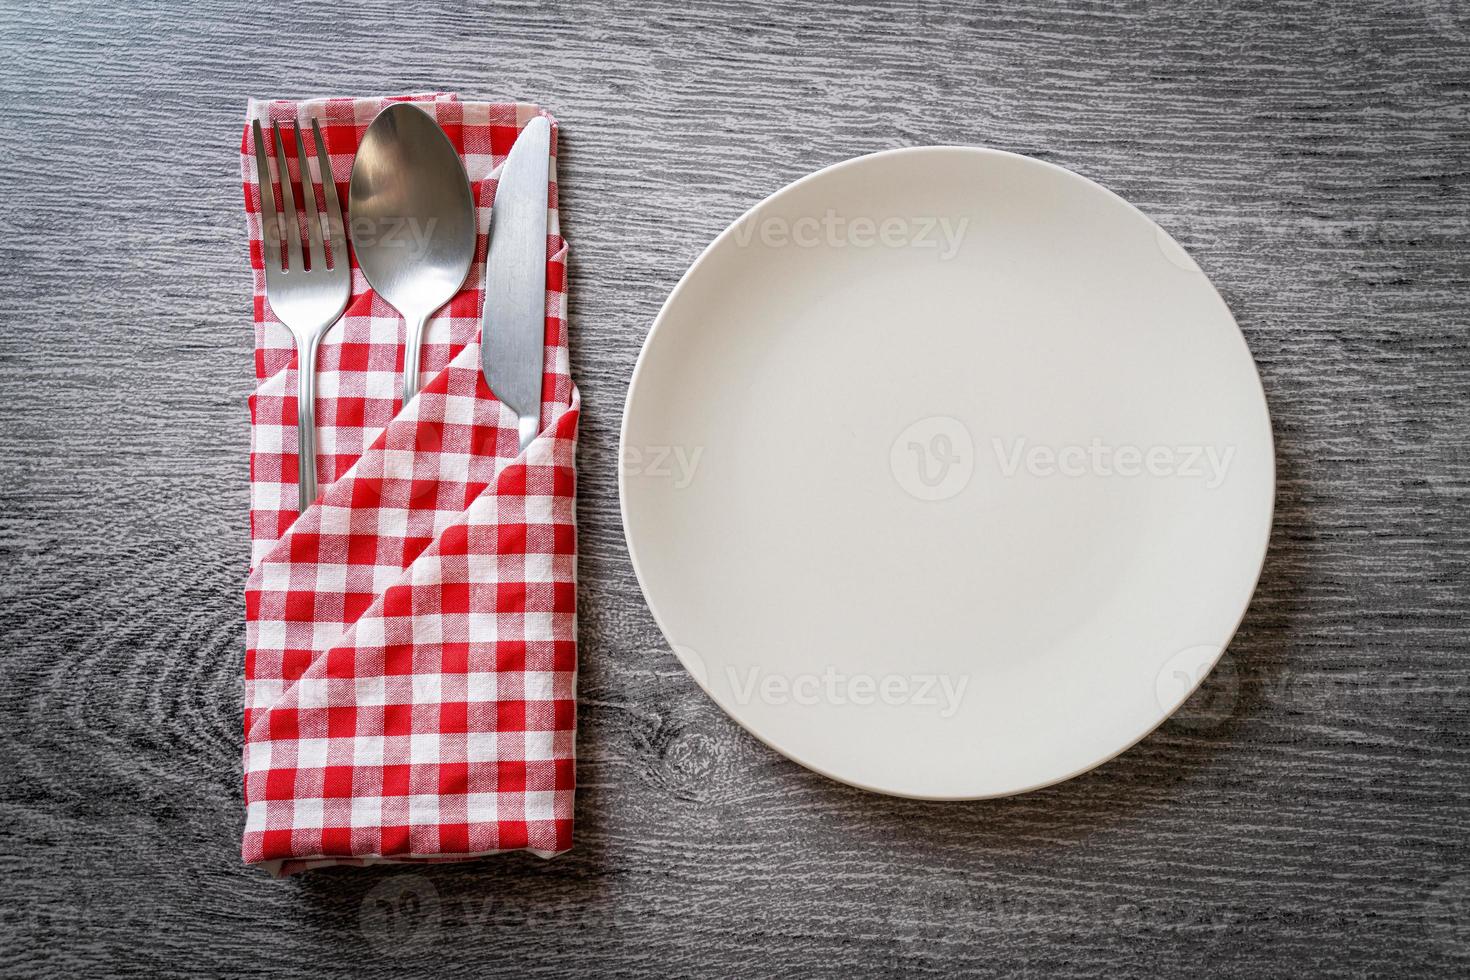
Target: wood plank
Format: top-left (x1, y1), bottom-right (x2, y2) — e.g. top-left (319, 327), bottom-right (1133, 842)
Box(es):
top-left (0, 0), bottom-right (1466, 974)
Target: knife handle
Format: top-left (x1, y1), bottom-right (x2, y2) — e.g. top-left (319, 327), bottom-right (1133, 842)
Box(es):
top-left (518, 414), bottom-right (539, 453)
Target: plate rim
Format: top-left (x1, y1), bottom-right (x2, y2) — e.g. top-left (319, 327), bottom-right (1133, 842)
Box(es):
top-left (619, 144), bottom-right (1276, 800)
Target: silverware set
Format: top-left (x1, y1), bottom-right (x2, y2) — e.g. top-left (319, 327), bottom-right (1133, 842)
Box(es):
top-left (253, 105), bottom-right (551, 511)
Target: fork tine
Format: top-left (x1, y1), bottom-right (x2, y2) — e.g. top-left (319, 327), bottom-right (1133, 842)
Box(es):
top-left (293, 125), bottom-right (325, 271)
top-left (271, 121), bottom-right (303, 273)
top-left (251, 119), bottom-right (282, 271)
top-left (311, 120), bottom-right (348, 270)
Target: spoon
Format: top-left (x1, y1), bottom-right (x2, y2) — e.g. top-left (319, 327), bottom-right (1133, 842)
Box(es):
top-left (349, 103), bottom-right (477, 405)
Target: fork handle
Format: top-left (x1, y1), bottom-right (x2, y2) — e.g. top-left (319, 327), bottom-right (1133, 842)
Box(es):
top-left (296, 334), bottom-right (322, 513)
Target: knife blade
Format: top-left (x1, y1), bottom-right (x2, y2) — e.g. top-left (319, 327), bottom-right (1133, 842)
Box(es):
top-left (481, 115), bottom-right (552, 452)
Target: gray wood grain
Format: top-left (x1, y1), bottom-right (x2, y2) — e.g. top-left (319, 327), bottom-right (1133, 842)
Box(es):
top-left (1, 0), bottom-right (1467, 976)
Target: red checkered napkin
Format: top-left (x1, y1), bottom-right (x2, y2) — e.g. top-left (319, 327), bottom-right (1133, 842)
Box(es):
top-left (239, 94), bottom-right (577, 876)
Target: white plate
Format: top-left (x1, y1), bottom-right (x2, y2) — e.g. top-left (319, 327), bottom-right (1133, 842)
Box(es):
top-left (620, 147), bottom-right (1273, 799)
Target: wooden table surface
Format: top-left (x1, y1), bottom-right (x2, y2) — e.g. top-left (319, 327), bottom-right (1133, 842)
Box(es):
top-left (2, 0), bottom-right (1467, 976)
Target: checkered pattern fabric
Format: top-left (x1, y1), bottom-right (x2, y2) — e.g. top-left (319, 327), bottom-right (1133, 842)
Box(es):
top-left (239, 94), bottom-right (577, 876)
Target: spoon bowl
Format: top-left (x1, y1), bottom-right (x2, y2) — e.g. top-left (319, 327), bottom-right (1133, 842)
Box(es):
top-left (349, 103), bottom-right (477, 403)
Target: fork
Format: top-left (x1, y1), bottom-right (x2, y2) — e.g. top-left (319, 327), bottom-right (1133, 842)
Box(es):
top-left (252, 118), bottom-right (351, 513)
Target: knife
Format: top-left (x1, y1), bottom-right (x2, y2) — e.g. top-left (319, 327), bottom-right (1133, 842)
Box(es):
top-left (481, 115), bottom-right (552, 452)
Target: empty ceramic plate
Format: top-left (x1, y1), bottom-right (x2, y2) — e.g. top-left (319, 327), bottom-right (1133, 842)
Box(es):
top-left (621, 147), bottom-right (1273, 798)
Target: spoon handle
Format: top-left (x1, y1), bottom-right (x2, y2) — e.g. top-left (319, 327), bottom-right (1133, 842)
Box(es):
top-left (402, 313), bottom-right (429, 405)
